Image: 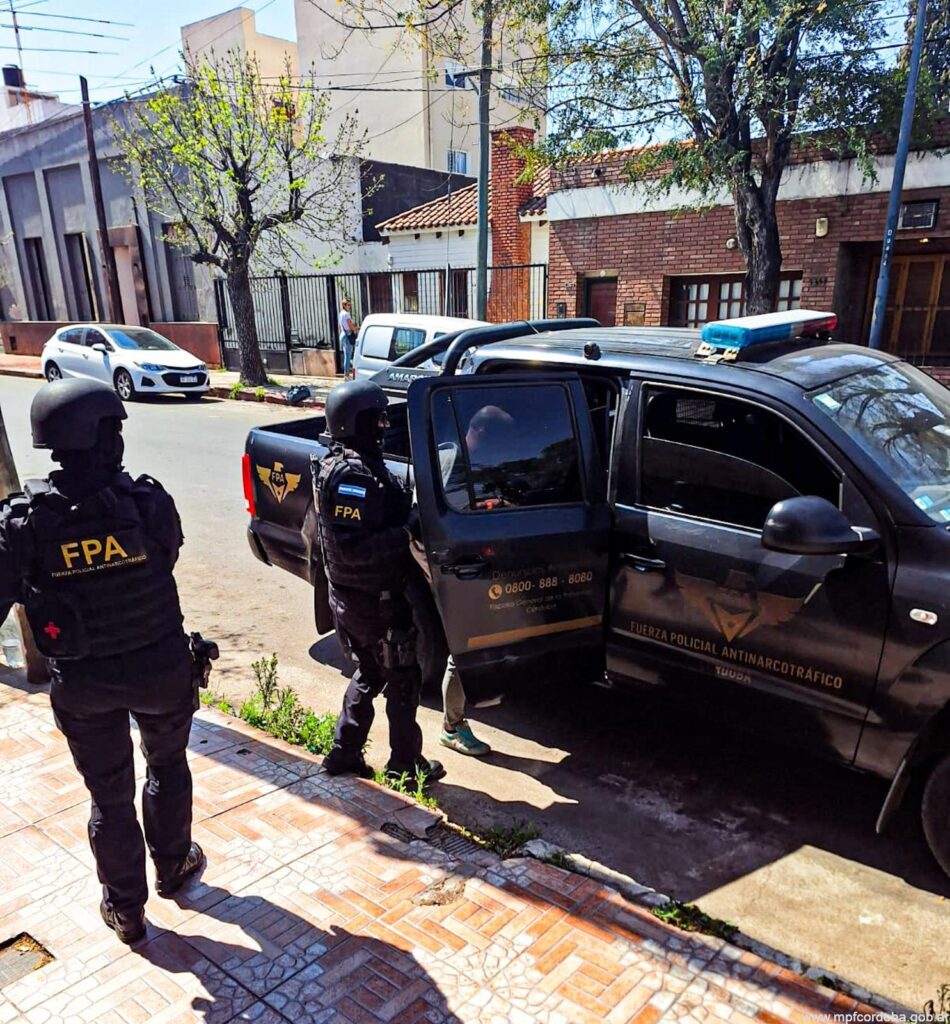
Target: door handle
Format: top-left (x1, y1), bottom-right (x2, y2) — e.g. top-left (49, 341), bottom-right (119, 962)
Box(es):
top-left (441, 557), bottom-right (490, 580)
top-left (621, 553), bottom-right (667, 573)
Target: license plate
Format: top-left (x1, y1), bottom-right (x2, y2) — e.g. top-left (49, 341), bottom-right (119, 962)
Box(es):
top-left (180, 375), bottom-right (198, 384)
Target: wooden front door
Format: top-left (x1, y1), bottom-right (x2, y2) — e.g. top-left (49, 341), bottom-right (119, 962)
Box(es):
top-left (586, 278), bottom-right (618, 327)
top-left (368, 274), bottom-right (394, 314)
top-left (864, 254), bottom-right (950, 359)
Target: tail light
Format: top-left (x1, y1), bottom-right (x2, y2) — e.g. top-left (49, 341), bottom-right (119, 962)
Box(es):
top-left (242, 453), bottom-right (256, 517)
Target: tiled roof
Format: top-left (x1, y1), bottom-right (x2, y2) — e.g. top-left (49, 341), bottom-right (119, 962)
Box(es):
top-left (518, 194), bottom-right (547, 217)
top-left (377, 169), bottom-right (550, 233)
top-left (376, 184), bottom-right (481, 232)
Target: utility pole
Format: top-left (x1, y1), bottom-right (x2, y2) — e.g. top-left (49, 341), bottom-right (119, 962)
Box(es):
top-left (0, 407), bottom-right (48, 684)
top-left (80, 75), bottom-right (123, 323)
top-left (7, 0), bottom-right (31, 125)
top-left (868, 0), bottom-right (929, 350)
top-left (475, 0), bottom-right (493, 322)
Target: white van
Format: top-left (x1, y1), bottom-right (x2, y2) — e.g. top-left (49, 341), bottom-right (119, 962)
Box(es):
top-left (353, 313), bottom-right (488, 380)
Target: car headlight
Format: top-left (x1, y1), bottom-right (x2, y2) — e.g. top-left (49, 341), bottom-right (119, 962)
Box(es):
top-left (134, 362), bottom-right (165, 372)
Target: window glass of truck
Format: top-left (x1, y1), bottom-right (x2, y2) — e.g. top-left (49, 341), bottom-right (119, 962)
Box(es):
top-left (812, 362), bottom-right (950, 524)
top-left (431, 384), bottom-right (584, 511)
top-left (631, 387), bottom-right (840, 530)
top-left (392, 327), bottom-right (426, 358)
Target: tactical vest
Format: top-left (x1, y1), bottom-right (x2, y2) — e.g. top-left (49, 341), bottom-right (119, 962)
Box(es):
top-left (20, 474), bottom-right (184, 660)
top-left (313, 445), bottom-right (411, 593)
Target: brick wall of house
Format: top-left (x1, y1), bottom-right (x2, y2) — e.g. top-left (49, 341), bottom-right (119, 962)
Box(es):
top-left (487, 127), bottom-right (535, 322)
top-left (548, 184), bottom-right (950, 339)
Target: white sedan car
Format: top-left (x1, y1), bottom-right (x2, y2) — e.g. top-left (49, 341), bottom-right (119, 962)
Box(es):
top-left (41, 324), bottom-right (211, 401)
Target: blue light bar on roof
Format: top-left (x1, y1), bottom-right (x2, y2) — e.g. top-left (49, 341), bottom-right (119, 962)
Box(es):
top-left (700, 309), bottom-right (837, 348)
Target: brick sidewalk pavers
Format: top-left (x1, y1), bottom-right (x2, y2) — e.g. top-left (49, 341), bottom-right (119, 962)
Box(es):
top-left (0, 672), bottom-right (886, 1024)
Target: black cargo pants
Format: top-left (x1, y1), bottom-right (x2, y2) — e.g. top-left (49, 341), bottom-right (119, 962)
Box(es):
top-left (329, 588), bottom-right (423, 773)
top-left (50, 635), bottom-right (197, 914)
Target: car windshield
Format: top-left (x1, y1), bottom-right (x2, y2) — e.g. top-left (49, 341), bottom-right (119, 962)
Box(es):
top-left (811, 362), bottom-right (950, 524)
top-left (107, 327), bottom-right (178, 351)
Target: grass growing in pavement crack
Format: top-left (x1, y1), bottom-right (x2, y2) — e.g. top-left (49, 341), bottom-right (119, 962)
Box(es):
top-left (477, 820), bottom-right (542, 858)
top-left (652, 900), bottom-right (737, 941)
top-left (199, 654), bottom-right (338, 756)
top-left (201, 658), bottom-right (546, 857)
top-left (372, 768), bottom-right (439, 809)
top-left (542, 850), bottom-right (571, 869)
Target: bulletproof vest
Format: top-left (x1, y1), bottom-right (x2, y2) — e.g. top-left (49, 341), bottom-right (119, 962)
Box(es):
top-left (19, 473), bottom-right (183, 660)
top-left (313, 444), bottom-right (411, 593)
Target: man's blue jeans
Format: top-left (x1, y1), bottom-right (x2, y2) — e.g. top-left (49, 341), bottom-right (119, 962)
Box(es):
top-left (341, 333), bottom-right (355, 377)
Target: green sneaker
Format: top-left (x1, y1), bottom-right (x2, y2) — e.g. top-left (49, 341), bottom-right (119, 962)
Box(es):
top-left (440, 720), bottom-right (491, 757)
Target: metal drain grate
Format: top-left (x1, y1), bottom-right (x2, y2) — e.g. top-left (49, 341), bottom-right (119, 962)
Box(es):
top-left (427, 824), bottom-right (484, 857)
top-left (380, 821), bottom-right (483, 858)
top-left (0, 934), bottom-right (53, 988)
top-left (381, 821), bottom-right (417, 844)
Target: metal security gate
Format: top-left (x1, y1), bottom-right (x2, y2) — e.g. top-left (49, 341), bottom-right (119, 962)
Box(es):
top-left (214, 264), bottom-right (548, 374)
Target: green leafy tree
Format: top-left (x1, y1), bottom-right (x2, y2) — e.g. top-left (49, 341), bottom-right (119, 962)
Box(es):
top-left (113, 50), bottom-right (366, 385)
top-left (517, 0), bottom-right (910, 314)
top-left (903, 0), bottom-right (949, 111)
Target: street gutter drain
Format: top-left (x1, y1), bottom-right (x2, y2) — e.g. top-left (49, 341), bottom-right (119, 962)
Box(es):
top-left (427, 824), bottom-right (483, 858)
top-left (381, 822), bottom-right (418, 844)
top-left (0, 933), bottom-right (53, 988)
top-left (380, 821), bottom-right (483, 858)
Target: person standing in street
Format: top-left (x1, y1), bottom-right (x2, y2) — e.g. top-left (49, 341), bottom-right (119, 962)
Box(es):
top-left (338, 298), bottom-right (358, 379)
top-left (312, 379), bottom-right (445, 784)
top-left (0, 380), bottom-right (205, 944)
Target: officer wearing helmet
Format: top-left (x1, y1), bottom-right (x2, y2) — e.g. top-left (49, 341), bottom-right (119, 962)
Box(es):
top-left (312, 379), bottom-right (445, 785)
top-left (0, 380), bottom-right (204, 945)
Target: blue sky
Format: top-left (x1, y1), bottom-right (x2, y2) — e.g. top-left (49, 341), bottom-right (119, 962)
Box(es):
top-left (2, 0), bottom-right (296, 103)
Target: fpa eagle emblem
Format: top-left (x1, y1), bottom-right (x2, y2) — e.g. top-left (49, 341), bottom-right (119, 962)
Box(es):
top-left (675, 569), bottom-right (821, 642)
top-left (257, 461), bottom-right (301, 504)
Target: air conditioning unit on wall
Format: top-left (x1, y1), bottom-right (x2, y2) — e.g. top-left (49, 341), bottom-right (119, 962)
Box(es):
top-left (898, 200), bottom-right (938, 231)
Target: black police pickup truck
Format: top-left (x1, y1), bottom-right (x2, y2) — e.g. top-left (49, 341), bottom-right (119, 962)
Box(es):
top-left (244, 310), bottom-right (950, 875)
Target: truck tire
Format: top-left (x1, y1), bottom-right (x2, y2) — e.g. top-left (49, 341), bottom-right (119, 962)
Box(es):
top-left (922, 752), bottom-right (950, 877)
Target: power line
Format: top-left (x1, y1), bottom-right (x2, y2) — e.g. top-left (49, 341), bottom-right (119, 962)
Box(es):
top-left (0, 22), bottom-right (129, 40)
top-left (9, 67), bottom-right (144, 79)
top-left (0, 45), bottom-right (119, 54)
top-left (8, 9), bottom-right (134, 26)
top-left (96, 0), bottom-right (280, 94)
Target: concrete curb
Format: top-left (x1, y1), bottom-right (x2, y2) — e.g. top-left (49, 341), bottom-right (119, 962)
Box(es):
top-left (519, 838), bottom-right (913, 1017)
top-left (207, 384), bottom-right (326, 409)
top-left (0, 366), bottom-right (328, 409)
top-left (0, 365), bottom-right (42, 380)
top-left (194, 702), bottom-right (910, 1017)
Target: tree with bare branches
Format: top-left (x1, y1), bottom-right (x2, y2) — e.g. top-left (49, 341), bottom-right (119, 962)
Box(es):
top-left (113, 50), bottom-right (366, 385)
top-left (302, 0), bottom-right (544, 317)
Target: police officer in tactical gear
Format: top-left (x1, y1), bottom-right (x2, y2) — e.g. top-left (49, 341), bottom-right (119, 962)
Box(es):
top-left (313, 379), bottom-right (445, 784)
top-left (0, 379), bottom-right (204, 945)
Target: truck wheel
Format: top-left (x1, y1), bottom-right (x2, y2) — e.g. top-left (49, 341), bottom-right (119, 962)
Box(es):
top-left (922, 752), bottom-right (950, 877)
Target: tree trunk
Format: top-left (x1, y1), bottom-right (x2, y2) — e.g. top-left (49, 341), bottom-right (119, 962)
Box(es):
top-left (228, 265), bottom-right (268, 386)
top-left (732, 180), bottom-right (783, 316)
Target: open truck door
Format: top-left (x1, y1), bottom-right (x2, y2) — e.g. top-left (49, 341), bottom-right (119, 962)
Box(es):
top-left (407, 374), bottom-right (611, 691)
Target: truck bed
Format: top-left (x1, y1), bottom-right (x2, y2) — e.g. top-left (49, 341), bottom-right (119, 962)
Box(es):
top-left (245, 401), bottom-right (413, 583)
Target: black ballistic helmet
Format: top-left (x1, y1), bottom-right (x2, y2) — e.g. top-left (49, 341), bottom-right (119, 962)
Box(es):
top-left (31, 378), bottom-right (127, 451)
top-left (325, 379), bottom-right (388, 440)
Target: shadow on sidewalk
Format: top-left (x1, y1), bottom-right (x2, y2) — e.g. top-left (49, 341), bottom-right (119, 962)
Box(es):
top-left (133, 878), bottom-right (463, 1022)
top-left (0, 671), bottom-right (906, 1016)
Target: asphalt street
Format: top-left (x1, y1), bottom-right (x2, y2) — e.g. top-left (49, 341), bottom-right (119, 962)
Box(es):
top-left (0, 376), bottom-right (947, 1009)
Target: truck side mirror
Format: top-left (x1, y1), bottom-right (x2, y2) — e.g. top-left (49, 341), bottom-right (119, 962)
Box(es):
top-left (762, 496), bottom-right (879, 556)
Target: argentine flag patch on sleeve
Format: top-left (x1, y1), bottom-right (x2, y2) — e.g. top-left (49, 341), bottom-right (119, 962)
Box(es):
top-left (338, 483), bottom-right (367, 498)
